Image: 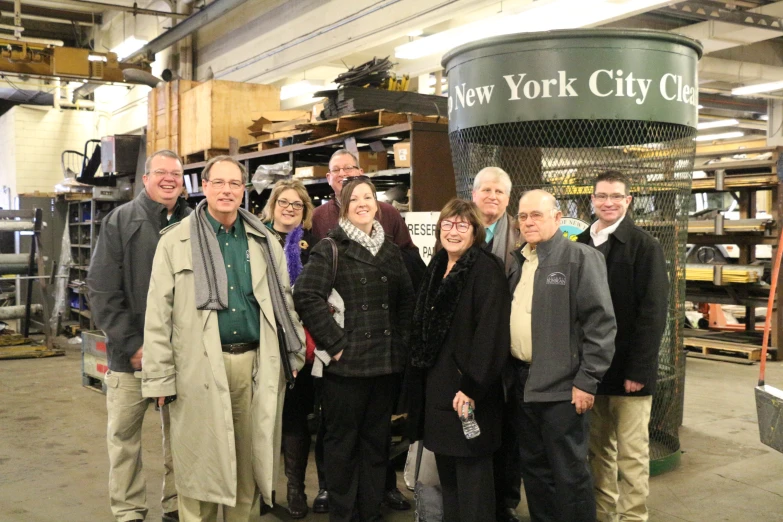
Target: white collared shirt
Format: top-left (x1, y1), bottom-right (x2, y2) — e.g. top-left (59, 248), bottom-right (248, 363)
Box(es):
top-left (590, 215), bottom-right (625, 247)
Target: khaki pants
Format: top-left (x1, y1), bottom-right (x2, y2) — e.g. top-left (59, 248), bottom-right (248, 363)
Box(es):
top-left (106, 370), bottom-right (177, 521)
top-left (589, 395), bottom-right (653, 522)
top-left (178, 350), bottom-right (257, 522)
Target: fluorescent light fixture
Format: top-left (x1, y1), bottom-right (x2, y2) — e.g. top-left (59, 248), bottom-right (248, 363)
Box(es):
top-left (695, 131), bottom-right (744, 142)
top-left (280, 80), bottom-right (336, 101)
top-left (732, 81), bottom-right (783, 96)
top-left (88, 54), bottom-right (107, 62)
top-left (760, 114), bottom-right (769, 121)
top-left (696, 119), bottom-right (739, 130)
top-left (395, 0), bottom-right (672, 60)
top-left (111, 36), bottom-right (147, 61)
top-left (407, 29), bottom-right (423, 37)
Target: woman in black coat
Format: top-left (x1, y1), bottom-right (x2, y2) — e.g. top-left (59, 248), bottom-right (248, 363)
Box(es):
top-left (294, 177), bottom-right (415, 522)
top-left (262, 179), bottom-right (317, 519)
top-left (409, 198), bottom-right (511, 522)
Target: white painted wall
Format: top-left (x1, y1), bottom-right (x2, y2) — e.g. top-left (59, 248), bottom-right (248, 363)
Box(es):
top-left (8, 107), bottom-right (98, 197)
top-left (0, 108), bottom-right (17, 209)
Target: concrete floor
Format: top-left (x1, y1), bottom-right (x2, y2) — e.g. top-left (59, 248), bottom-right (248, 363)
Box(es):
top-left (2, 343), bottom-right (783, 521)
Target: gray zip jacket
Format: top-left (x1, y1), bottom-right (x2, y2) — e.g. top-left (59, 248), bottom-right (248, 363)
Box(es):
top-left (507, 231), bottom-right (616, 402)
top-left (87, 189), bottom-right (190, 373)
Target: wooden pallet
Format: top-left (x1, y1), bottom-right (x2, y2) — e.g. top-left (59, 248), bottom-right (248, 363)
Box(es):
top-left (183, 148), bottom-right (229, 164)
top-left (683, 336), bottom-right (762, 361)
top-left (82, 373), bottom-right (107, 394)
top-left (0, 343), bottom-right (65, 360)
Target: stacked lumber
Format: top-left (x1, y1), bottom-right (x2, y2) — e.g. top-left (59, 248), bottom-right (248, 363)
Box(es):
top-left (244, 110), bottom-right (316, 150)
top-left (316, 87), bottom-right (448, 120)
top-left (685, 264), bottom-right (762, 283)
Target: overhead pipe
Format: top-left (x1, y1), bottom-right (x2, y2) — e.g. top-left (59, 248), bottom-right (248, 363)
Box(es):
top-left (76, 0), bottom-right (248, 99)
top-left (0, 11), bottom-right (95, 27)
top-left (126, 0), bottom-right (250, 61)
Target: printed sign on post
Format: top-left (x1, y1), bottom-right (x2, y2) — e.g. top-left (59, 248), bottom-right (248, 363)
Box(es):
top-left (402, 212), bottom-right (440, 265)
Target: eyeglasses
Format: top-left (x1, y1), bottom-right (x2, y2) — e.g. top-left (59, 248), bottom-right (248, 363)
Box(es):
top-left (149, 169), bottom-right (183, 178)
top-left (441, 220), bottom-right (471, 233)
top-left (207, 179), bottom-right (245, 190)
top-left (329, 166), bottom-right (360, 176)
top-left (593, 193), bottom-right (627, 202)
top-left (340, 175), bottom-right (372, 185)
top-left (277, 198), bottom-right (304, 211)
top-left (517, 211), bottom-right (550, 222)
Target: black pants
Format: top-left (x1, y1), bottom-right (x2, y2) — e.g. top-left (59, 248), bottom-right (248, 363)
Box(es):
top-left (282, 363), bottom-right (315, 435)
top-left (434, 453), bottom-right (496, 522)
top-left (321, 372), bottom-right (397, 522)
top-left (493, 396), bottom-right (522, 514)
top-left (315, 377), bottom-right (400, 492)
top-left (510, 366), bottom-right (596, 522)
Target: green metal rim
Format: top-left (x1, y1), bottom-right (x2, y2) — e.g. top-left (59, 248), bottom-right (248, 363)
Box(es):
top-left (650, 450), bottom-right (681, 476)
top-left (441, 28), bottom-right (704, 69)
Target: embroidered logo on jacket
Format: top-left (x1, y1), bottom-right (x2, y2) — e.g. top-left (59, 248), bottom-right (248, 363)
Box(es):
top-left (546, 272), bottom-right (566, 285)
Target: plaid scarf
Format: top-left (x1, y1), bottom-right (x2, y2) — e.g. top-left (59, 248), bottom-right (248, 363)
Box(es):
top-left (339, 218), bottom-right (385, 256)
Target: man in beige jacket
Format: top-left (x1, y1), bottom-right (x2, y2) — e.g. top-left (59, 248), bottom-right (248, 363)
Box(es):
top-left (142, 156), bottom-right (305, 522)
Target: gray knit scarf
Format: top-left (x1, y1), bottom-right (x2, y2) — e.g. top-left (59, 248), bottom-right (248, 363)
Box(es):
top-left (490, 212), bottom-right (509, 261)
top-left (190, 199), bottom-right (304, 355)
top-left (339, 218), bottom-right (385, 256)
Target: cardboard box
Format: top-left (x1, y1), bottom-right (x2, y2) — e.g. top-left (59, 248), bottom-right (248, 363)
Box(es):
top-left (394, 142), bottom-right (411, 167)
top-left (294, 165), bottom-right (330, 179)
top-left (357, 151), bottom-right (388, 173)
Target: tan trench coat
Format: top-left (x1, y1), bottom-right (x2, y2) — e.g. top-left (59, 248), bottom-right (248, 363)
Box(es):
top-left (141, 214), bottom-right (305, 507)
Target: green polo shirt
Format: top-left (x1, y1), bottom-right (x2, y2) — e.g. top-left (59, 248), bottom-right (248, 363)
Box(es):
top-left (205, 211), bottom-right (261, 345)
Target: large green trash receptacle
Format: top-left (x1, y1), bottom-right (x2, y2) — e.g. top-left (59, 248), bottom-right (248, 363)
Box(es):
top-left (443, 29), bottom-right (703, 474)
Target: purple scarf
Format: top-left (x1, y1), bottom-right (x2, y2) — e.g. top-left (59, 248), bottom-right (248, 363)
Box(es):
top-left (285, 225), bottom-right (305, 284)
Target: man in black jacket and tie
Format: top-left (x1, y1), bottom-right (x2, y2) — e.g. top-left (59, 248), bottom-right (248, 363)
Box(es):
top-left (577, 171), bottom-right (669, 522)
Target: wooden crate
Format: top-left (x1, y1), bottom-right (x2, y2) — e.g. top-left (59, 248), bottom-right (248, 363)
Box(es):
top-left (180, 80), bottom-right (280, 156)
top-left (147, 79), bottom-right (199, 157)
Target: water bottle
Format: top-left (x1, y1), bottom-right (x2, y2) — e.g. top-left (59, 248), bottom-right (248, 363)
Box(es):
top-left (460, 404), bottom-right (481, 439)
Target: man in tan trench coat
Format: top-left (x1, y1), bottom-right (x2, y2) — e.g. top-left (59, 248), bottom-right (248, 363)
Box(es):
top-left (142, 156), bottom-right (305, 522)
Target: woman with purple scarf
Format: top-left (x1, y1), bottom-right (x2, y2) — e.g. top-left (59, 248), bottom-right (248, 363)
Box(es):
top-left (262, 179), bottom-right (316, 519)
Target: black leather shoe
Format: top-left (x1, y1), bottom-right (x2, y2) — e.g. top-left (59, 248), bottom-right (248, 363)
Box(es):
top-left (313, 489), bottom-right (329, 513)
top-left (162, 511), bottom-right (179, 522)
top-left (383, 488), bottom-right (411, 511)
top-left (497, 507), bottom-right (523, 522)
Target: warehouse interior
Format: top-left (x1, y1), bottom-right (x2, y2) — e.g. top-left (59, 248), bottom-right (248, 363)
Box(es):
top-left (2, 0), bottom-right (783, 521)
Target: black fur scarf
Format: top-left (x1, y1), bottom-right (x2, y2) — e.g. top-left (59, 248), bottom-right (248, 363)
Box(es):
top-left (410, 245), bottom-right (481, 368)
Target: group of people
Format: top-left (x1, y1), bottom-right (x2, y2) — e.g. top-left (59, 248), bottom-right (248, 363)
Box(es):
top-left (87, 147), bottom-right (668, 522)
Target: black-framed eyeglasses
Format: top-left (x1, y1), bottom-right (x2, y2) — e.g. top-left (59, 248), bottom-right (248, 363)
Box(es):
top-left (593, 193), bottom-right (627, 202)
top-left (329, 166), bottom-right (360, 176)
top-left (441, 220), bottom-right (471, 233)
top-left (276, 198), bottom-right (304, 211)
top-left (207, 179), bottom-right (244, 190)
top-left (340, 175), bottom-right (372, 185)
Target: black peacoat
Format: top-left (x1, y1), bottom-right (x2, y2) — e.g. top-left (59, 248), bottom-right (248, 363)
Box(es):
top-left (577, 216), bottom-right (669, 396)
top-left (293, 226), bottom-right (414, 378)
top-left (409, 246), bottom-right (511, 458)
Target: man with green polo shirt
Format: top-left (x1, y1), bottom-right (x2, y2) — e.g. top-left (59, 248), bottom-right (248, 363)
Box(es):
top-left (142, 156), bottom-right (305, 522)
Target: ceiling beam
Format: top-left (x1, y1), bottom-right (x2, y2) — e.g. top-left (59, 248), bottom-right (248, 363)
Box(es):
top-left (54, 0), bottom-right (188, 19)
top-left (664, 1), bottom-right (783, 31)
top-left (0, 1), bottom-right (101, 24)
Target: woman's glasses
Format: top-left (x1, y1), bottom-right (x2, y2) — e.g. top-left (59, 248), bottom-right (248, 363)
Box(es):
top-left (276, 198), bottom-right (304, 211)
top-left (441, 220), bottom-right (471, 233)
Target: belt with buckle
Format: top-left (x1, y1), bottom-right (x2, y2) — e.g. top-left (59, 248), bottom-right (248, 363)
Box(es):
top-left (221, 342), bottom-right (259, 354)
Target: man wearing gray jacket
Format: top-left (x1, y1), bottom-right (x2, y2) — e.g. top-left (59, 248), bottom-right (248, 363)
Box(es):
top-left (507, 190), bottom-right (616, 522)
top-left (88, 149), bottom-right (190, 522)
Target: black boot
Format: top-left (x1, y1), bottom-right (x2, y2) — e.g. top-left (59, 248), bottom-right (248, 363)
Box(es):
top-left (283, 432), bottom-right (311, 519)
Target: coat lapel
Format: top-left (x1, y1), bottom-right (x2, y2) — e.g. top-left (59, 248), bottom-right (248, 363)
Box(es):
top-left (247, 230), bottom-right (276, 329)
